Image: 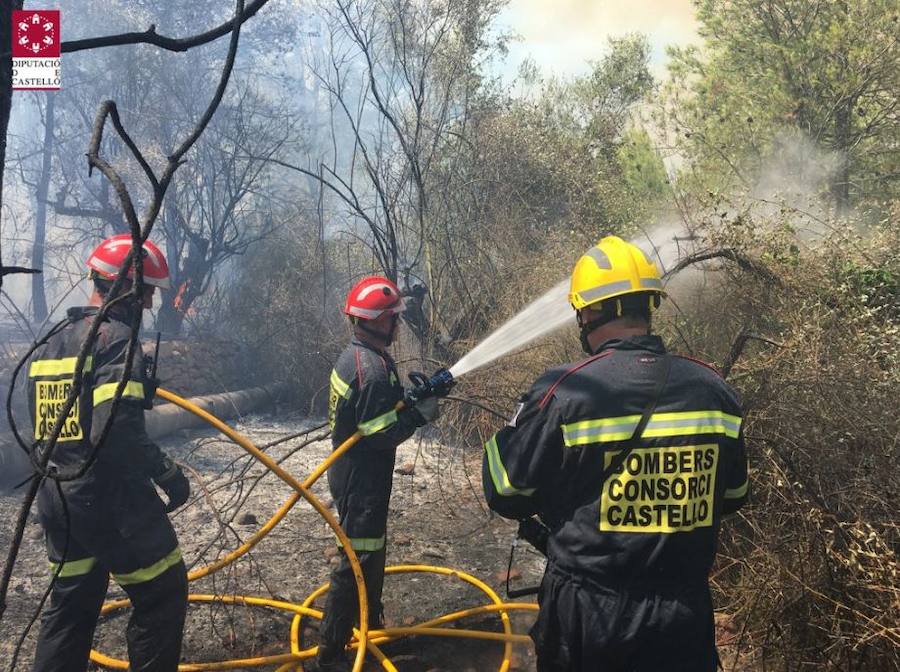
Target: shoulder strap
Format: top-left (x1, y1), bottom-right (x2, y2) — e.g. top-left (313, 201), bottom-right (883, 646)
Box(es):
top-left (598, 353), bottom-right (672, 485)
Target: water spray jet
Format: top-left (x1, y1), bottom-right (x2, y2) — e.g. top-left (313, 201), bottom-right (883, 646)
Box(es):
top-left (446, 230), bottom-right (690, 380)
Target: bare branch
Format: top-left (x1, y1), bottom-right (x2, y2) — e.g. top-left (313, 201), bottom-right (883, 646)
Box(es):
top-left (721, 328), bottom-right (784, 379)
top-left (61, 0), bottom-right (270, 54)
top-left (664, 247), bottom-right (784, 287)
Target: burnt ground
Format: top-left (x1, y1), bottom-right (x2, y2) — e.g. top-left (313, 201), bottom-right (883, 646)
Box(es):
top-left (0, 412), bottom-right (543, 671)
top-left (0, 409), bottom-right (755, 671)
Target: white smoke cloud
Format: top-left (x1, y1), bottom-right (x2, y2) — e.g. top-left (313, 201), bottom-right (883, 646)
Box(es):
top-left (496, 0), bottom-right (700, 80)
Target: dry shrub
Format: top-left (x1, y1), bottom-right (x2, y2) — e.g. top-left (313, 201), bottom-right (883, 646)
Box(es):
top-left (224, 227), bottom-right (347, 412)
top-left (451, 208), bottom-right (899, 670)
top-left (674, 212), bottom-right (900, 670)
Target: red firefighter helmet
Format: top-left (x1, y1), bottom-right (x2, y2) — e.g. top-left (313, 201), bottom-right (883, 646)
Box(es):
top-left (86, 234), bottom-right (170, 289)
top-left (343, 275), bottom-right (405, 320)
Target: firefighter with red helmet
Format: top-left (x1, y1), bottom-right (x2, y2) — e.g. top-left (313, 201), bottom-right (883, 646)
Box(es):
top-left (315, 276), bottom-right (438, 671)
top-left (27, 235), bottom-right (190, 672)
top-left (482, 236), bottom-right (749, 671)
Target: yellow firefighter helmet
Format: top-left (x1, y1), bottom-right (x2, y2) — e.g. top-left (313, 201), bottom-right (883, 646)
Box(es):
top-left (568, 235), bottom-right (665, 310)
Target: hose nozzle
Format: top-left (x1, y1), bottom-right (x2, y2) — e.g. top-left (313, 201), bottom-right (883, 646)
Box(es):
top-left (405, 367), bottom-right (455, 405)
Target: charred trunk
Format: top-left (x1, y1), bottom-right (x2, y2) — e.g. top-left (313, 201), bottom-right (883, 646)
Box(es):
top-left (32, 93), bottom-right (55, 322)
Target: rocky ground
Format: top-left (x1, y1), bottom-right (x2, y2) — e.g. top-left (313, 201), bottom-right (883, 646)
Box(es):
top-left (0, 410), bottom-right (543, 671)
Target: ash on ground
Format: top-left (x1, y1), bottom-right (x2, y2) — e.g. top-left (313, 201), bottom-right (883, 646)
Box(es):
top-left (0, 412), bottom-right (542, 671)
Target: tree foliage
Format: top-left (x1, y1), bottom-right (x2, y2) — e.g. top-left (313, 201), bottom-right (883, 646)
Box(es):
top-left (665, 0), bottom-right (900, 212)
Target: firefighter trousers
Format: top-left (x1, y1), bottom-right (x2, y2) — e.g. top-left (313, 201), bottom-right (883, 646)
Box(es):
top-left (319, 545), bottom-right (387, 651)
top-left (31, 560), bottom-right (188, 672)
top-left (531, 564), bottom-right (719, 672)
top-left (32, 481), bottom-right (188, 672)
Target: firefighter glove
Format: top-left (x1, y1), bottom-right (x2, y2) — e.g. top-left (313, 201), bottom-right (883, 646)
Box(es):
top-left (155, 457), bottom-right (190, 513)
top-left (414, 396), bottom-right (439, 425)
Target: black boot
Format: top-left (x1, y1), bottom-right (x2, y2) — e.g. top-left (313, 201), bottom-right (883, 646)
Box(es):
top-left (314, 642), bottom-right (351, 672)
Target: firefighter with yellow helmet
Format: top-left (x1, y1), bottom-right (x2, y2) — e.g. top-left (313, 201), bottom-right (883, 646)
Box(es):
top-left (483, 236), bottom-right (749, 671)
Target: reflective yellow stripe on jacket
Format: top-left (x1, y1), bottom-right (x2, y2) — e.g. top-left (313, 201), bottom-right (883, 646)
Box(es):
top-left (330, 369), bottom-right (352, 400)
top-left (358, 409), bottom-right (398, 436)
top-left (562, 410), bottom-right (741, 446)
top-left (725, 479), bottom-right (749, 500)
top-left (93, 381), bottom-right (145, 406)
top-left (484, 434), bottom-right (536, 497)
top-left (112, 547), bottom-right (183, 586)
top-left (29, 356), bottom-right (93, 377)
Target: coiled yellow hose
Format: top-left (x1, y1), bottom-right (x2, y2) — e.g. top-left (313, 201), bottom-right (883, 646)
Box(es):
top-left (88, 388), bottom-right (537, 671)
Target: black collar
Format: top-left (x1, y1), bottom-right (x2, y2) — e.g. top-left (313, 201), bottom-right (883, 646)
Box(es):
top-left (595, 334), bottom-right (666, 355)
top-left (352, 336), bottom-right (392, 359)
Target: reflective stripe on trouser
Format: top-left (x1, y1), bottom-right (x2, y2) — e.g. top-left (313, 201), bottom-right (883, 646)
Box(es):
top-left (112, 547), bottom-right (183, 585)
top-left (48, 556), bottom-right (97, 578)
top-left (532, 565), bottom-right (718, 672)
top-left (337, 534), bottom-right (386, 552)
top-left (49, 548), bottom-right (182, 584)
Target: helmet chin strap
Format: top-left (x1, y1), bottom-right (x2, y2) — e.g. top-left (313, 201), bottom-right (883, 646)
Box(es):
top-left (577, 302), bottom-right (620, 355)
top-left (354, 314), bottom-right (398, 347)
top-left (578, 315), bottom-right (607, 355)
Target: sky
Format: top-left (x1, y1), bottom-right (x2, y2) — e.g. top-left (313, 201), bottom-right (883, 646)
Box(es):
top-left (494, 0), bottom-right (701, 81)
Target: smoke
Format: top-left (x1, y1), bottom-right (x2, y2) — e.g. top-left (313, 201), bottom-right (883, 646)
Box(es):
top-left (498, 0), bottom-right (700, 80)
top-left (748, 129), bottom-right (844, 239)
top-left (449, 223), bottom-right (696, 379)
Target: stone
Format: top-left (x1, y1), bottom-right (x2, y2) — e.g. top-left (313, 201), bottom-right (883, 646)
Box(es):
top-left (395, 462), bottom-right (416, 475)
top-left (237, 513), bottom-right (258, 525)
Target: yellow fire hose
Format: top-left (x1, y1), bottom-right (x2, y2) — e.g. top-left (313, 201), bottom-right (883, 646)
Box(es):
top-left (88, 388), bottom-right (538, 671)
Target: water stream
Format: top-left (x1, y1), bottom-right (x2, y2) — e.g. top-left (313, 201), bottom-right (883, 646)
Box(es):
top-left (448, 230), bottom-right (689, 379)
top-left (449, 279), bottom-right (572, 378)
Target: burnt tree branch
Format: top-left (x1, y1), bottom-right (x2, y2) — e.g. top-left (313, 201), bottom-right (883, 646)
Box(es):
top-left (721, 328), bottom-right (784, 379)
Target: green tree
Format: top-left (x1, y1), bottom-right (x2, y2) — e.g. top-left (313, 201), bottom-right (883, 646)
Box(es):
top-left (617, 127), bottom-right (671, 207)
top-left (422, 35), bottom-right (657, 348)
top-left (666, 0), bottom-right (900, 213)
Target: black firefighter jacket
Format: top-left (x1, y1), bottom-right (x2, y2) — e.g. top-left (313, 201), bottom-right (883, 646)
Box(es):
top-left (327, 338), bottom-right (423, 550)
top-left (483, 335), bottom-right (749, 587)
top-left (27, 307), bottom-right (178, 571)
